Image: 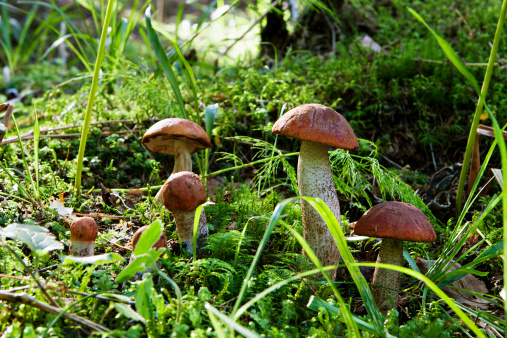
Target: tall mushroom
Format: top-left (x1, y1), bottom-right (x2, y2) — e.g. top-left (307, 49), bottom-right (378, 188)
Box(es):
top-left (272, 103), bottom-right (359, 279)
top-left (142, 118), bottom-right (211, 203)
top-left (354, 201), bottom-right (436, 314)
top-left (162, 171), bottom-right (208, 254)
top-left (69, 217), bottom-right (98, 257)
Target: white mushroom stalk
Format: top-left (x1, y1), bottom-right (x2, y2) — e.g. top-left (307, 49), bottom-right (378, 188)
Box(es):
top-left (172, 209), bottom-right (208, 253)
top-left (272, 103), bottom-right (359, 280)
top-left (298, 141), bottom-right (342, 275)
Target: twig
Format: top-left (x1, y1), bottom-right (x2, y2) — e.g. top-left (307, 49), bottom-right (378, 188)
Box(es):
top-left (0, 103), bottom-right (13, 143)
top-left (73, 212), bottom-right (140, 220)
top-left (286, 264), bottom-right (319, 297)
top-left (0, 291), bottom-right (109, 332)
top-left (0, 103), bottom-right (13, 126)
top-left (0, 130), bottom-right (129, 146)
top-left (99, 235), bottom-right (131, 251)
top-left (5, 284), bottom-right (136, 305)
top-left (216, 1), bottom-right (280, 62)
top-left (2, 240), bottom-right (60, 308)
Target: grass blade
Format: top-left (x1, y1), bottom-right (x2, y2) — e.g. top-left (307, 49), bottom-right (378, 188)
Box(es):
top-left (74, 0), bottom-right (115, 196)
top-left (145, 6), bottom-right (187, 119)
top-left (205, 302), bottom-right (260, 338)
top-left (357, 262), bottom-right (486, 338)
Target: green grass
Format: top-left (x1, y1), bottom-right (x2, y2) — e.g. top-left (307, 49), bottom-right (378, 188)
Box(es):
top-left (0, 0), bottom-right (506, 336)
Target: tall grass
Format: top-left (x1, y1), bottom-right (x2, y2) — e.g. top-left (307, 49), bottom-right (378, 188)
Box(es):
top-left (74, 0), bottom-right (116, 196)
top-left (409, 5), bottom-right (507, 330)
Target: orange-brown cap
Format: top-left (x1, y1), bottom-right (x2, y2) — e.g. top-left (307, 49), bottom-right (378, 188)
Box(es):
top-left (142, 118), bottom-right (211, 154)
top-left (70, 217), bottom-right (98, 242)
top-left (132, 225), bottom-right (168, 250)
top-left (162, 172), bottom-right (206, 212)
top-left (272, 103), bottom-right (359, 151)
top-left (354, 202), bottom-right (436, 242)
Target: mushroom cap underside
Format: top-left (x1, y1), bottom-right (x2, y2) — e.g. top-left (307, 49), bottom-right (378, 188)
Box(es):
top-left (354, 201), bottom-right (436, 242)
top-left (271, 103), bottom-right (359, 151)
top-left (142, 118), bottom-right (211, 154)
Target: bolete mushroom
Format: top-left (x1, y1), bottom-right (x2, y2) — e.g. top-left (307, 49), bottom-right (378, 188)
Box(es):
top-left (272, 103), bottom-right (359, 279)
top-left (142, 118), bottom-right (211, 203)
top-left (161, 171), bottom-right (208, 255)
top-left (69, 217), bottom-right (98, 257)
top-left (129, 225), bottom-right (168, 264)
top-left (354, 201), bottom-right (436, 314)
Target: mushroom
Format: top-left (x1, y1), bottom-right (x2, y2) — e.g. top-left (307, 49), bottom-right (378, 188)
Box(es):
top-left (69, 217), bottom-right (98, 257)
top-left (129, 225), bottom-right (168, 264)
top-left (161, 171), bottom-right (208, 254)
top-left (142, 118), bottom-right (211, 203)
top-left (353, 201), bottom-right (436, 314)
top-left (271, 103), bottom-right (359, 279)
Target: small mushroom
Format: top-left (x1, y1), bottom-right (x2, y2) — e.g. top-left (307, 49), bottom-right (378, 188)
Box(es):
top-left (161, 171), bottom-right (208, 254)
top-left (129, 225), bottom-right (168, 264)
top-left (69, 217), bottom-right (98, 257)
top-left (354, 201), bottom-right (436, 314)
top-left (272, 103), bottom-right (359, 279)
top-left (142, 118), bottom-right (211, 203)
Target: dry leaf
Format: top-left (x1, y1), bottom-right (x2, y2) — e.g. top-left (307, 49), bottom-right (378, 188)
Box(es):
top-left (416, 258), bottom-right (490, 309)
top-left (49, 198), bottom-right (73, 217)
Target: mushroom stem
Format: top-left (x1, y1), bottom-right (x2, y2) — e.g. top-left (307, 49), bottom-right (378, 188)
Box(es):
top-left (371, 238), bottom-right (403, 314)
top-left (172, 140), bottom-right (193, 173)
top-left (173, 209), bottom-right (208, 254)
top-left (298, 140), bottom-right (341, 279)
top-left (155, 141), bottom-right (193, 203)
top-left (69, 241), bottom-right (94, 257)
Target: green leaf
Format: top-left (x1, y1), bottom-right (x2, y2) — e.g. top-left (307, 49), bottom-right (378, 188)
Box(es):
top-left (61, 253), bottom-right (125, 265)
top-left (1, 223), bottom-right (63, 252)
top-left (134, 219), bottom-right (163, 256)
top-left (114, 303), bottom-right (145, 323)
top-left (145, 6), bottom-right (187, 119)
top-left (115, 254), bottom-right (152, 284)
top-left (205, 104), bottom-right (219, 138)
top-left (136, 277), bottom-right (154, 320)
top-left (403, 248), bottom-right (420, 274)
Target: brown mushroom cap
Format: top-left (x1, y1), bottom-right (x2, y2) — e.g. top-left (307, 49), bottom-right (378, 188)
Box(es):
top-left (142, 118), bottom-right (211, 154)
top-left (271, 103), bottom-right (359, 151)
top-left (132, 225), bottom-right (168, 250)
top-left (70, 217), bottom-right (98, 242)
top-left (162, 171), bottom-right (207, 212)
top-left (354, 202), bottom-right (436, 242)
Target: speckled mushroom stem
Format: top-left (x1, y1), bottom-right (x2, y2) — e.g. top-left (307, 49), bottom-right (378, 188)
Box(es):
top-left (172, 140), bottom-right (193, 173)
top-left (173, 209), bottom-right (208, 254)
top-left (371, 238), bottom-right (403, 314)
top-left (69, 241), bottom-right (94, 257)
top-left (155, 140), bottom-right (193, 203)
top-left (298, 141), bottom-right (342, 279)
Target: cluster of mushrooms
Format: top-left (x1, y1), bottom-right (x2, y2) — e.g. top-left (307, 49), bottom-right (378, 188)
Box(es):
top-left (68, 103), bottom-right (436, 314)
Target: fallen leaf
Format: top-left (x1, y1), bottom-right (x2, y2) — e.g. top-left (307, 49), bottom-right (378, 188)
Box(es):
top-left (49, 198), bottom-right (73, 217)
top-left (416, 258), bottom-right (490, 309)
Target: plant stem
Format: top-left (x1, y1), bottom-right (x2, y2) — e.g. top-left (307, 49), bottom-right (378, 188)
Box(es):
top-left (74, 0), bottom-right (116, 196)
top-left (91, 152), bottom-right (299, 193)
top-left (455, 0), bottom-right (507, 212)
